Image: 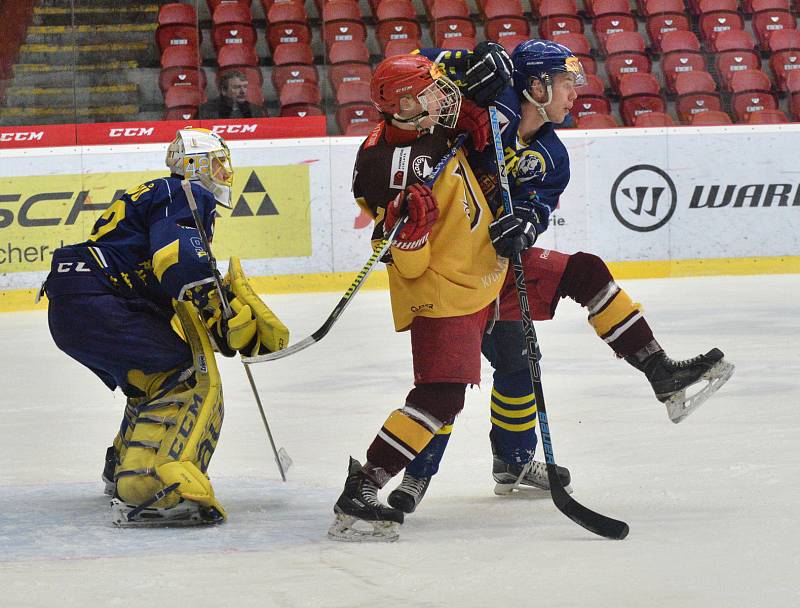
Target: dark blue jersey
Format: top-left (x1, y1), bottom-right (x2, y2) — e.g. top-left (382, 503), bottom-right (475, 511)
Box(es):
top-left (53, 176), bottom-right (217, 311)
top-left (419, 48), bottom-right (571, 236)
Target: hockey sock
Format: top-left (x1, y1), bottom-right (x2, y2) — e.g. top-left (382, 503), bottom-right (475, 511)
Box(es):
top-left (489, 367), bottom-right (538, 465)
top-left (405, 424), bottom-right (453, 478)
top-left (561, 252), bottom-right (655, 357)
top-left (366, 383), bottom-right (465, 483)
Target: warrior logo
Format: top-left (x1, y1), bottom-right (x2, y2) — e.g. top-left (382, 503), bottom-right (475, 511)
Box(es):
top-left (610, 164), bottom-right (677, 232)
top-left (412, 155), bottom-right (433, 180)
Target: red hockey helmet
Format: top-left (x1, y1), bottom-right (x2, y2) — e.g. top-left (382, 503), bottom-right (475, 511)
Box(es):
top-left (370, 54), bottom-right (462, 128)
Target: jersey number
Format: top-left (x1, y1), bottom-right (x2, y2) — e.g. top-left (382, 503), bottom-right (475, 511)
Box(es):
top-left (89, 198), bottom-right (126, 241)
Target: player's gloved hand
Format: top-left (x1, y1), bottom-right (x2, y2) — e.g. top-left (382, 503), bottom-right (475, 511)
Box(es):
top-left (456, 98), bottom-right (489, 151)
top-left (384, 182), bottom-right (439, 250)
top-left (489, 205), bottom-right (539, 258)
top-left (465, 41), bottom-right (513, 107)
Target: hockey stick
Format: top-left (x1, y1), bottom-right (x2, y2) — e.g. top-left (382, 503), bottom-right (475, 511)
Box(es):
top-left (181, 180), bottom-right (291, 482)
top-left (241, 132), bottom-right (469, 365)
top-left (488, 106), bottom-right (629, 540)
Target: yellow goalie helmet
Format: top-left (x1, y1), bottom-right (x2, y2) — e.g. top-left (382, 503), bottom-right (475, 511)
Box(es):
top-left (166, 127), bottom-right (234, 208)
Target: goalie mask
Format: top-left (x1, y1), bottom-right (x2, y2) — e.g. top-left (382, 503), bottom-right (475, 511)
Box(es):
top-left (166, 128), bottom-right (234, 208)
top-left (370, 54), bottom-right (462, 130)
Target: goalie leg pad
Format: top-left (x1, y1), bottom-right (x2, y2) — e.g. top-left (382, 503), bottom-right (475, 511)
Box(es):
top-left (114, 301), bottom-right (226, 522)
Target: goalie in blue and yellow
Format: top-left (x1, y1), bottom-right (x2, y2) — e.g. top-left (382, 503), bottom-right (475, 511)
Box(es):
top-left (45, 128), bottom-right (289, 526)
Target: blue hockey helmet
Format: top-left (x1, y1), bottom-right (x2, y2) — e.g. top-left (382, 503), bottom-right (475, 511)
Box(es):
top-left (511, 39), bottom-right (585, 102)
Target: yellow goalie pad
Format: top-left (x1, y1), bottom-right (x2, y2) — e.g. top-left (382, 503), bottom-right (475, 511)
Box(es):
top-left (115, 300), bottom-right (226, 518)
top-left (225, 256), bottom-right (289, 356)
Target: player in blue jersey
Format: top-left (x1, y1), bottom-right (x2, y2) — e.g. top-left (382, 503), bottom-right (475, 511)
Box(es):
top-left (388, 41), bottom-right (735, 514)
top-left (45, 128), bottom-right (289, 526)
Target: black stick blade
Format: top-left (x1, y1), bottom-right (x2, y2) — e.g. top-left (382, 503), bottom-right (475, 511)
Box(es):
top-left (549, 466), bottom-right (630, 540)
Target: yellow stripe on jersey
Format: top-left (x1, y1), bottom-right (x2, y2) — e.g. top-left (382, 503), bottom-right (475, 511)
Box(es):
top-left (383, 410), bottom-right (434, 454)
top-left (152, 239), bottom-right (180, 281)
top-left (588, 289), bottom-right (642, 337)
top-left (436, 424), bottom-right (454, 435)
top-left (490, 416), bottom-right (538, 432)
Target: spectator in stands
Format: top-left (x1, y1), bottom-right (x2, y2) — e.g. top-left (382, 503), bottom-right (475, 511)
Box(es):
top-left (200, 70), bottom-right (265, 119)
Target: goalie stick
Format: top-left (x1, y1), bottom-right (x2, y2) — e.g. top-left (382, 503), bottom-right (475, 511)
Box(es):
top-left (181, 180), bottom-right (292, 482)
top-left (488, 106), bottom-right (629, 540)
top-left (241, 132), bottom-right (469, 365)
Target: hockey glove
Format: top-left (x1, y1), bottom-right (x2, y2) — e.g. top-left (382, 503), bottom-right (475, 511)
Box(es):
top-left (489, 208), bottom-right (539, 258)
top-left (384, 183), bottom-right (439, 251)
top-left (465, 41), bottom-right (513, 107)
top-left (455, 98), bottom-right (489, 151)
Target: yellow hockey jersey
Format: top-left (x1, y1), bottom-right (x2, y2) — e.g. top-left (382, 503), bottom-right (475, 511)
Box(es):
top-left (353, 123), bottom-right (508, 331)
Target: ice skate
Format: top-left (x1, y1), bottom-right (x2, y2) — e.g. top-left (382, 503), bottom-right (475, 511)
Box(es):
top-left (492, 457), bottom-right (572, 495)
top-left (631, 348), bottom-right (735, 424)
top-left (388, 472), bottom-right (431, 514)
top-left (110, 497), bottom-right (225, 528)
top-left (101, 446), bottom-right (116, 497)
top-left (328, 458), bottom-right (404, 542)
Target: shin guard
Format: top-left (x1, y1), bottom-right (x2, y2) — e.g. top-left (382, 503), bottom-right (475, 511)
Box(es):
top-left (489, 367), bottom-right (538, 465)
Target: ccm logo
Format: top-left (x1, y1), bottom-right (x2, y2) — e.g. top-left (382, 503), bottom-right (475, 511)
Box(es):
top-left (0, 131), bottom-right (44, 142)
top-left (211, 124), bottom-right (258, 134)
top-left (108, 127), bottom-right (155, 137)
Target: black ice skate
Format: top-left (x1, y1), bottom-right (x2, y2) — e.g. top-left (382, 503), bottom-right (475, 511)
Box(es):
top-left (387, 472), bottom-right (431, 514)
top-left (492, 456), bottom-right (573, 496)
top-left (110, 496), bottom-right (225, 528)
top-left (102, 445), bottom-right (117, 497)
top-left (629, 348), bottom-right (735, 424)
top-left (328, 457), bottom-right (404, 542)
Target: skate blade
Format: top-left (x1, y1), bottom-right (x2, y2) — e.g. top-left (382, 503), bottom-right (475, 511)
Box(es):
top-left (327, 513), bottom-right (400, 543)
top-left (494, 481), bottom-right (573, 496)
top-left (110, 498), bottom-right (224, 528)
top-left (666, 359), bottom-right (735, 424)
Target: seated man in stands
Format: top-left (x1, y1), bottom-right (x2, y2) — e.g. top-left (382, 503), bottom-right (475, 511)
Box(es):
top-left (201, 70), bottom-right (265, 119)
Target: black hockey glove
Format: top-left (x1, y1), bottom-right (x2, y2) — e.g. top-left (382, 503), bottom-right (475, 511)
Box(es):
top-left (489, 206), bottom-right (539, 258)
top-left (465, 41), bottom-right (514, 107)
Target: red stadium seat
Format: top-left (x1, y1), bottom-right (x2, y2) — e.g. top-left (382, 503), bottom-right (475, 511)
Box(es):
top-left (573, 74), bottom-right (611, 120)
top-left (605, 32), bottom-right (651, 93)
top-left (697, 0), bottom-right (738, 12)
top-left (217, 44), bottom-right (259, 68)
top-left (212, 25), bottom-right (257, 53)
top-left (554, 32), bottom-right (596, 74)
top-left (431, 0), bottom-right (470, 18)
top-left (335, 80), bottom-right (371, 105)
top-left (280, 104), bottom-right (324, 117)
top-left (441, 36), bottom-right (477, 50)
top-left (159, 66), bottom-right (208, 96)
top-left (634, 111), bottom-right (676, 126)
top-left (268, 1), bottom-right (307, 22)
top-left (768, 30), bottom-right (800, 90)
top-left (383, 38), bottom-right (422, 56)
top-left (539, 15), bottom-right (583, 40)
top-left (674, 71), bottom-right (722, 123)
top-left (267, 3), bottom-right (312, 53)
top-left (329, 62), bottom-right (372, 93)
top-left (280, 81), bottom-right (322, 110)
top-left (323, 0), bottom-right (362, 21)
top-left (713, 30), bottom-right (760, 90)
top-left (432, 19), bottom-right (477, 47)
top-left (272, 64), bottom-right (319, 92)
top-left (690, 110), bottom-right (733, 124)
top-left (164, 107), bottom-right (199, 120)
top-left (752, 10), bottom-right (798, 51)
top-left (158, 3), bottom-right (197, 26)
top-left (345, 121), bottom-right (381, 136)
top-left (160, 45), bottom-right (201, 70)
top-left (660, 30), bottom-right (702, 53)
top-left (745, 108), bottom-right (790, 123)
top-left (593, 0), bottom-right (634, 15)
top-left (699, 11), bottom-right (746, 50)
top-left (576, 113), bottom-right (620, 128)
top-left (165, 85), bottom-right (205, 111)
top-left (483, 0), bottom-right (525, 18)
top-left (376, 0), bottom-right (417, 20)
top-left (212, 3), bottom-right (253, 25)
top-left (209, 0), bottom-right (251, 12)
top-left (323, 21), bottom-right (368, 51)
top-left (538, 0), bottom-right (579, 16)
top-left (619, 72), bottom-right (666, 126)
top-left (336, 104), bottom-right (382, 134)
top-left (767, 28), bottom-right (800, 52)
top-left (661, 50), bottom-right (706, 94)
top-left (272, 42), bottom-right (313, 65)
top-left (328, 40), bottom-right (370, 64)
top-left (592, 7), bottom-right (638, 54)
top-left (646, 13), bottom-right (691, 53)
top-left (497, 34), bottom-right (530, 53)
top-left (376, 20), bottom-right (422, 53)
top-left (156, 25), bottom-right (200, 55)
top-left (485, 17), bottom-right (531, 45)
top-left (787, 71), bottom-right (800, 119)
top-left (748, 0), bottom-right (792, 11)
top-left (640, 0), bottom-right (684, 16)
top-left (730, 70), bottom-right (778, 121)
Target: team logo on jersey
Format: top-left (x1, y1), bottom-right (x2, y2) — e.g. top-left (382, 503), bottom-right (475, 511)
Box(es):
top-left (412, 155), bottom-right (433, 180)
top-left (514, 150), bottom-right (547, 183)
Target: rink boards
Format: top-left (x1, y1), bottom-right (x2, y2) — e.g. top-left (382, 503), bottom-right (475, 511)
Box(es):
top-left (0, 123), bottom-right (798, 310)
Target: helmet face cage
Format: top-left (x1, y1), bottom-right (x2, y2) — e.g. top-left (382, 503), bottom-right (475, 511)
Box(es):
top-left (416, 71), bottom-right (462, 129)
top-left (166, 128), bottom-right (234, 208)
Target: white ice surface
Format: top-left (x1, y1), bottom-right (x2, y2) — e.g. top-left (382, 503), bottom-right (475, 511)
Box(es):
top-left (0, 274), bottom-right (798, 607)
